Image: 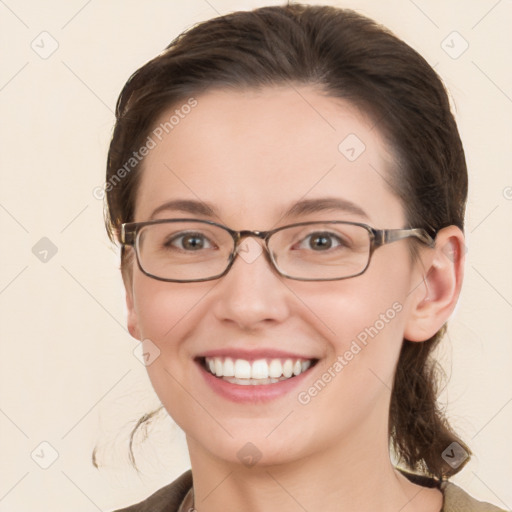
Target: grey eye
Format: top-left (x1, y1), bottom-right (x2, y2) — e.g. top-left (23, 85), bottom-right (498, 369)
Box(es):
top-left (297, 231), bottom-right (347, 251)
top-left (167, 232), bottom-right (214, 251)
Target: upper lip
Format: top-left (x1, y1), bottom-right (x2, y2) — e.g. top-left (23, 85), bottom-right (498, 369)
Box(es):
top-left (196, 348), bottom-right (319, 361)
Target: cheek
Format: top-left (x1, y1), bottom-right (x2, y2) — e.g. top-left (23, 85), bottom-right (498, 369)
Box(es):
top-left (131, 276), bottom-right (220, 401)
top-left (130, 277), bottom-right (212, 426)
top-left (306, 272), bottom-right (408, 346)
top-left (132, 275), bottom-right (209, 343)
top-left (292, 288), bottom-right (406, 431)
top-left (303, 264), bottom-right (411, 383)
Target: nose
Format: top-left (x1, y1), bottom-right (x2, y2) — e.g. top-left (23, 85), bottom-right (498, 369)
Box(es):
top-left (211, 236), bottom-right (291, 330)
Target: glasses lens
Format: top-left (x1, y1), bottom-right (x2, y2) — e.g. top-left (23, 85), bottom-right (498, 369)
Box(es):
top-left (136, 221), bottom-right (234, 281)
top-left (269, 222), bottom-right (371, 280)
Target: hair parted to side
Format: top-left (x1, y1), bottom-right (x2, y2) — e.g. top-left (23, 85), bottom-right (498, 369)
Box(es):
top-left (103, 4), bottom-right (469, 480)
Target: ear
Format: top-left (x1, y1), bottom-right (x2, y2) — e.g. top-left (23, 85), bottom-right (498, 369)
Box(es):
top-left (122, 251), bottom-right (142, 341)
top-left (404, 225), bottom-right (465, 342)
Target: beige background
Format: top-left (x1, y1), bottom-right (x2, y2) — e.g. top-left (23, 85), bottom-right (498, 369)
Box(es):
top-left (1, 0), bottom-right (511, 510)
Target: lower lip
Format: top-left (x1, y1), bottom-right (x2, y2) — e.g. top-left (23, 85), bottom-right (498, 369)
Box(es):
top-left (195, 359), bottom-right (316, 403)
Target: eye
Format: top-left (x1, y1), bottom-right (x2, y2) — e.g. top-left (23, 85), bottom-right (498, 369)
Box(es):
top-left (295, 231), bottom-right (348, 251)
top-left (166, 231), bottom-right (215, 251)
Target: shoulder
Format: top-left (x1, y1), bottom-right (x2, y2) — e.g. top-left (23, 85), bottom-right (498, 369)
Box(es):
top-left (442, 480), bottom-right (509, 512)
top-left (109, 468), bottom-right (509, 512)
top-left (398, 469), bottom-right (508, 512)
top-left (111, 469), bottom-right (193, 512)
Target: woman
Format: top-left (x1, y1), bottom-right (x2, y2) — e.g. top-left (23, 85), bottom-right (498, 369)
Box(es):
top-left (104, 4), bottom-right (507, 511)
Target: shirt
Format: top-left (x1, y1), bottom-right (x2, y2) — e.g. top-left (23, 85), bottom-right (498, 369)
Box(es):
top-left (113, 468), bottom-right (508, 512)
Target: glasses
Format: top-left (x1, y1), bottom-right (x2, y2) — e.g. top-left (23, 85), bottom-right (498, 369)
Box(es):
top-left (120, 218), bottom-right (436, 282)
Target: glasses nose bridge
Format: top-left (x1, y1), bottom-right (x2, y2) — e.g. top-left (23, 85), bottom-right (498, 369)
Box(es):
top-left (233, 229), bottom-right (270, 252)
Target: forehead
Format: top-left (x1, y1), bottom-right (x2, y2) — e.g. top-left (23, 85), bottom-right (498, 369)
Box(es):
top-left (135, 85), bottom-right (404, 228)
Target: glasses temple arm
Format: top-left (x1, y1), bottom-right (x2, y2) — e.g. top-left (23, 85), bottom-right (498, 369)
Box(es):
top-left (376, 228), bottom-right (436, 248)
top-left (120, 224), bottom-right (136, 245)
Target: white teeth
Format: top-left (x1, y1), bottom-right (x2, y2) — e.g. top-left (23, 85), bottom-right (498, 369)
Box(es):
top-left (283, 359), bottom-right (293, 378)
top-left (214, 358), bottom-right (223, 377)
top-left (251, 359), bottom-right (269, 379)
top-left (223, 357), bottom-right (235, 377)
top-left (234, 359), bottom-right (251, 379)
top-left (269, 359), bottom-right (282, 378)
top-left (204, 356), bottom-right (314, 383)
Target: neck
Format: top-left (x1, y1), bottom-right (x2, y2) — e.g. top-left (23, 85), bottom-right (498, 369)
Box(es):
top-left (185, 412), bottom-right (442, 512)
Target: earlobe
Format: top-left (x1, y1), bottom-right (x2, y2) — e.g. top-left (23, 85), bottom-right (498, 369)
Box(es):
top-left (126, 289), bottom-right (141, 341)
top-left (404, 226), bottom-right (465, 342)
top-left (123, 268), bottom-right (142, 341)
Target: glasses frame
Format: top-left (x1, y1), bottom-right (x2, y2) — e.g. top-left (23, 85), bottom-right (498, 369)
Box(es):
top-left (121, 218), bottom-right (437, 283)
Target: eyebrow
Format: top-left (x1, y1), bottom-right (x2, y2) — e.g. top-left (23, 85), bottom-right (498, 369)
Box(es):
top-left (149, 197), bottom-right (369, 221)
top-left (284, 197), bottom-right (369, 220)
top-left (149, 199), bottom-right (216, 220)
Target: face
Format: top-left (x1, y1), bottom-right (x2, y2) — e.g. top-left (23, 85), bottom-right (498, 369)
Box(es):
top-left (125, 86), bottom-right (428, 469)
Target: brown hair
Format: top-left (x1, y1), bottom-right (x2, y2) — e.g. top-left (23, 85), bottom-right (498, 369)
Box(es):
top-left (103, 3), bottom-right (469, 480)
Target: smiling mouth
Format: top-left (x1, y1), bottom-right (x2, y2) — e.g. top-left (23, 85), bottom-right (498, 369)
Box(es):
top-left (197, 356), bottom-right (319, 385)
